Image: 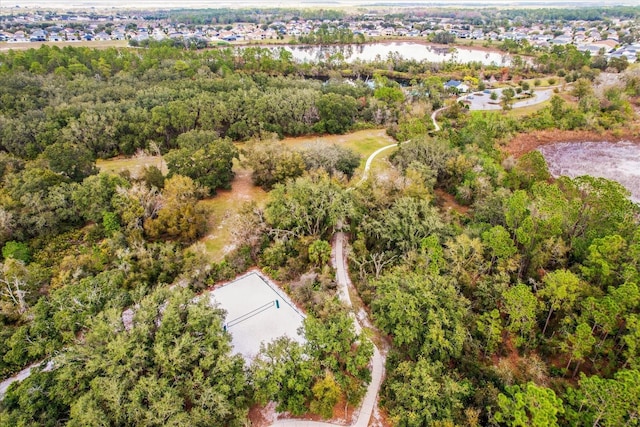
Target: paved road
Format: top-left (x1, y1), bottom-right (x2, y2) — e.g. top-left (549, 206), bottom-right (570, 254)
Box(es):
top-left (0, 360), bottom-right (53, 399)
top-left (431, 86), bottom-right (563, 131)
top-left (462, 87), bottom-right (554, 111)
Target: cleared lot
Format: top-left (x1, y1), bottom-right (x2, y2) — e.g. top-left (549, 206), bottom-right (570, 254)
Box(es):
top-left (209, 271), bottom-right (305, 361)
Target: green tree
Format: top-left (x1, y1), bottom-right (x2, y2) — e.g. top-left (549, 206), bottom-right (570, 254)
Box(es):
top-left (502, 283), bottom-right (540, 348)
top-left (144, 175), bottom-right (207, 242)
top-left (243, 140), bottom-right (305, 190)
top-left (252, 337), bottom-right (317, 416)
top-left (315, 93), bottom-right (358, 134)
top-left (384, 358), bottom-right (471, 426)
top-left (372, 269), bottom-right (468, 360)
top-left (570, 369), bottom-right (640, 426)
top-left (72, 172), bottom-right (129, 224)
top-left (301, 144), bottom-right (361, 179)
top-left (1, 287), bottom-right (250, 426)
top-left (2, 241), bottom-right (30, 263)
top-left (165, 130), bottom-right (239, 193)
top-left (564, 322), bottom-right (596, 377)
top-left (363, 197), bottom-right (446, 255)
top-left (501, 88), bottom-right (516, 111)
top-left (476, 309), bottom-right (504, 356)
top-left (40, 142), bottom-right (97, 182)
top-left (310, 371), bottom-right (342, 419)
top-left (571, 78), bottom-right (594, 101)
top-left (264, 172), bottom-right (349, 239)
top-left (495, 382), bottom-right (565, 427)
top-left (508, 151), bottom-right (551, 190)
top-left (308, 239), bottom-right (332, 267)
top-left (539, 269), bottom-right (581, 335)
top-left (482, 225), bottom-right (518, 273)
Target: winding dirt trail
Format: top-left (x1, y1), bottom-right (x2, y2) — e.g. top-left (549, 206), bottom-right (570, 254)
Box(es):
top-left (270, 137), bottom-right (394, 427)
top-left (270, 233), bottom-right (385, 427)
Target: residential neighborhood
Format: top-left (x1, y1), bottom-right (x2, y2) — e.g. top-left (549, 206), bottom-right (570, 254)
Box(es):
top-left (0, 8), bottom-right (639, 62)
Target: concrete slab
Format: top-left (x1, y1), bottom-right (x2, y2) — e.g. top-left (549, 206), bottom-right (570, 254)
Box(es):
top-left (210, 271), bottom-right (306, 361)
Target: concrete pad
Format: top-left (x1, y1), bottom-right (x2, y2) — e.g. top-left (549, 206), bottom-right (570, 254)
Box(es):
top-left (210, 271), bottom-right (305, 361)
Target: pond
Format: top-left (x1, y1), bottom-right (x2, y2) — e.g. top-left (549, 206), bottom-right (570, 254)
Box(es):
top-left (538, 141), bottom-right (640, 203)
top-left (262, 42), bottom-right (514, 66)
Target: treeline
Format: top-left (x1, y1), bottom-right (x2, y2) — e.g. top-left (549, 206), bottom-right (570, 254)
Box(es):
top-left (0, 42), bottom-right (381, 425)
top-left (490, 6), bottom-right (640, 22)
top-left (348, 134), bottom-right (639, 426)
top-left (141, 7), bottom-right (345, 25)
top-left (1, 38), bottom-right (638, 426)
top-left (227, 118), bottom-right (639, 425)
top-left (297, 25), bottom-right (365, 45)
top-left (0, 45), bottom-right (405, 162)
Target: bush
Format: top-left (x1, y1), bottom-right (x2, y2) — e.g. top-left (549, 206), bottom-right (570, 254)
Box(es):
top-left (2, 241), bottom-right (30, 263)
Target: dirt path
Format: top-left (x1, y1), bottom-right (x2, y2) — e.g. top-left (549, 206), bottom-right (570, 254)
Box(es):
top-left (270, 234), bottom-right (385, 427)
top-left (269, 135), bottom-right (396, 427)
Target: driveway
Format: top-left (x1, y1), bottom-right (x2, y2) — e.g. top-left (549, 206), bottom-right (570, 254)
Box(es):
top-left (461, 87), bottom-right (554, 111)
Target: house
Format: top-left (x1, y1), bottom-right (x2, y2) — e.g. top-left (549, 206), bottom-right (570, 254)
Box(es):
top-left (30, 30), bottom-right (47, 42)
top-left (444, 79), bottom-right (469, 93)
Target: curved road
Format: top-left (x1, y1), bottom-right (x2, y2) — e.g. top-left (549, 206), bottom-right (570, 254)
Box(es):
top-left (431, 85), bottom-right (564, 130)
top-left (462, 87), bottom-right (554, 111)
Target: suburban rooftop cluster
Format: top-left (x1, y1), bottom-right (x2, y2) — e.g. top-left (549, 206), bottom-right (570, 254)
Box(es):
top-left (0, 7), bottom-right (639, 61)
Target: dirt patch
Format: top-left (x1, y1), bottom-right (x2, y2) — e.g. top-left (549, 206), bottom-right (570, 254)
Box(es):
top-left (196, 166), bottom-right (267, 261)
top-left (248, 402), bottom-right (277, 427)
top-left (434, 188), bottom-right (470, 216)
top-left (371, 405), bottom-right (393, 427)
top-left (502, 129), bottom-right (640, 158)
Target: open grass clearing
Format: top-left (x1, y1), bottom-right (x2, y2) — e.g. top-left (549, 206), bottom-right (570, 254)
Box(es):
top-left (281, 128), bottom-right (396, 167)
top-left (195, 163), bottom-right (268, 262)
top-left (97, 129), bottom-right (396, 261)
top-left (507, 99), bottom-right (551, 118)
top-left (96, 154), bottom-right (167, 176)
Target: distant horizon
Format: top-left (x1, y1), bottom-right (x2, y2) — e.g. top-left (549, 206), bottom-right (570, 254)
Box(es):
top-left (1, 0), bottom-right (638, 11)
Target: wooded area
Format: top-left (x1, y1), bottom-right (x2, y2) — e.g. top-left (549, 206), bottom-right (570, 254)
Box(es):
top-left (0, 32), bottom-right (638, 426)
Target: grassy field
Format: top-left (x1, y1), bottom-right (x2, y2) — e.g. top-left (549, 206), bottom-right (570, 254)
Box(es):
top-left (96, 128), bottom-right (396, 261)
top-left (96, 155), bottom-right (167, 176)
top-left (195, 165), bottom-right (268, 262)
top-left (281, 128), bottom-right (397, 167)
top-left (200, 128), bottom-right (397, 261)
top-left (507, 99), bottom-right (551, 118)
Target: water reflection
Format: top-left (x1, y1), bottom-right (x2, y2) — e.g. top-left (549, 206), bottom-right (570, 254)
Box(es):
top-left (256, 42), bottom-right (512, 66)
top-left (538, 141), bottom-right (640, 203)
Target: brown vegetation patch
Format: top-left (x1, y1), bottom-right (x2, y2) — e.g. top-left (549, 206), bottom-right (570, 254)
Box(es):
top-left (502, 129), bottom-right (640, 158)
top-left (435, 188), bottom-right (470, 216)
top-left (248, 402), bottom-right (277, 427)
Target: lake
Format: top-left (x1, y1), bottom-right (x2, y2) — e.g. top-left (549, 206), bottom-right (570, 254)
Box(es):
top-left (538, 141), bottom-right (640, 203)
top-left (270, 42), bottom-right (514, 66)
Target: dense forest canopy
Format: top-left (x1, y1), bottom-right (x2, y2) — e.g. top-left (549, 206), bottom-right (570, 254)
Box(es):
top-left (0, 27), bottom-right (639, 426)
